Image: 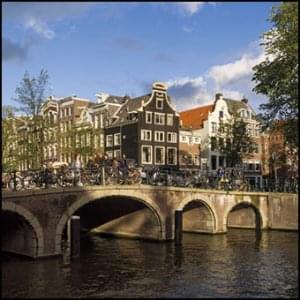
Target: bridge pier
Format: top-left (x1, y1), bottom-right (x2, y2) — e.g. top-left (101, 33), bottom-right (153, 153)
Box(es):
top-left (174, 210), bottom-right (183, 245)
top-left (70, 216), bottom-right (80, 260)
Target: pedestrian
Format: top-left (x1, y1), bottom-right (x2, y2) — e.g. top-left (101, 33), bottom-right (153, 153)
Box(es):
top-left (72, 154), bottom-right (83, 186)
top-left (119, 154), bottom-right (129, 183)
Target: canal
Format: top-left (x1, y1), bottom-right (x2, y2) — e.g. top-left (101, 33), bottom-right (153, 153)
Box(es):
top-left (2, 229), bottom-right (298, 298)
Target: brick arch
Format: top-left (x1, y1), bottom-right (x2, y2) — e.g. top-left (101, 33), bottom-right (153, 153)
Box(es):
top-left (224, 199), bottom-right (267, 230)
top-left (55, 190), bottom-right (165, 254)
top-left (2, 201), bottom-right (45, 257)
top-left (176, 195), bottom-right (218, 233)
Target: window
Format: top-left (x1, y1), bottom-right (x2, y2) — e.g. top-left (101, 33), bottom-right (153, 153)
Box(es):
top-left (141, 129), bottom-right (152, 141)
top-left (211, 122), bottom-right (217, 133)
top-left (94, 115), bottom-right (99, 129)
top-left (145, 111), bottom-right (152, 124)
top-left (156, 98), bottom-right (163, 109)
top-left (100, 134), bottom-right (104, 148)
top-left (87, 133), bottom-right (91, 146)
top-left (155, 146), bottom-right (165, 164)
top-left (167, 147), bottom-right (177, 165)
top-left (154, 113), bottom-right (165, 125)
top-left (219, 138), bottom-right (224, 149)
top-left (114, 133), bottom-right (120, 146)
top-left (188, 137), bottom-right (193, 144)
top-left (114, 150), bottom-right (121, 159)
top-left (167, 114), bottom-right (173, 126)
top-left (219, 156), bottom-right (224, 167)
top-left (106, 135), bottom-right (113, 147)
top-left (167, 132), bottom-right (177, 143)
top-left (194, 137), bottom-right (200, 144)
top-left (211, 155), bottom-right (217, 170)
top-left (142, 145), bottom-right (152, 164)
top-left (211, 137), bottom-right (217, 151)
top-left (81, 135), bottom-right (85, 146)
top-left (155, 131), bottom-right (165, 142)
top-left (107, 151), bottom-right (113, 159)
top-left (219, 111), bottom-right (224, 118)
top-left (181, 135), bottom-right (187, 142)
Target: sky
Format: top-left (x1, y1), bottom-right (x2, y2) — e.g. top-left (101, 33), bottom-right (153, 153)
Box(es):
top-left (2, 2), bottom-right (278, 112)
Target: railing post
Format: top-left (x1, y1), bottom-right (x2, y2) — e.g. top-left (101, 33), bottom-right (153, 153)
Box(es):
top-left (70, 215), bottom-right (80, 260)
top-left (175, 210), bottom-right (183, 245)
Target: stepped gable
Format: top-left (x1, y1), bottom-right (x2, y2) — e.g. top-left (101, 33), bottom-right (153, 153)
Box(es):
top-left (180, 104), bottom-right (214, 129)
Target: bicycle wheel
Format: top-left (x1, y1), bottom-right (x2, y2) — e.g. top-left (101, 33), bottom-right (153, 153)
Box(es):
top-left (7, 176), bottom-right (23, 191)
top-left (23, 175), bottom-right (37, 189)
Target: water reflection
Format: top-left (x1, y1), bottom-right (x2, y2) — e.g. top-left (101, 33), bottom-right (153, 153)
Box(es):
top-left (2, 229), bottom-right (298, 298)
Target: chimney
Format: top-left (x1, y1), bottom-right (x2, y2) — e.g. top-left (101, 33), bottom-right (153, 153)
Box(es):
top-left (241, 97), bottom-right (248, 104)
top-left (215, 93), bottom-right (223, 101)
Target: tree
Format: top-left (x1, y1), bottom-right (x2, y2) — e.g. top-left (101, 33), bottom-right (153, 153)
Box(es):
top-left (13, 69), bottom-right (49, 116)
top-left (12, 69), bottom-right (50, 169)
top-left (252, 2), bottom-right (298, 149)
top-left (212, 117), bottom-right (257, 169)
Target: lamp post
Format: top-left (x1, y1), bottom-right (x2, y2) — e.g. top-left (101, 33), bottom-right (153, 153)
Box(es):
top-left (272, 152), bottom-right (277, 192)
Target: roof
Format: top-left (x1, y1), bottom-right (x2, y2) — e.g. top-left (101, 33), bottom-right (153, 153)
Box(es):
top-left (180, 104), bottom-right (214, 129)
top-left (104, 95), bottom-right (126, 105)
top-left (109, 94), bottom-right (151, 127)
top-left (223, 98), bottom-right (248, 115)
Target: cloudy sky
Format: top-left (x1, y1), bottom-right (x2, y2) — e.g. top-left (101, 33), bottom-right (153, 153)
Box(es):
top-left (3, 2), bottom-right (277, 112)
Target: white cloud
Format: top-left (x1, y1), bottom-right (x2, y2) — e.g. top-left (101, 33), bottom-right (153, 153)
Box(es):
top-left (3, 3), bottom-right (93, 39)
top-left (183, 26), bottom-right (193, 33)
top-left (178, 2), bottom-right (205, 15)
top-left (208, 51), bottom-right (266, 88)
top-left (25, 17), bottom-right (55, 39)
top-left (166, 41), bottom-right (268, 111)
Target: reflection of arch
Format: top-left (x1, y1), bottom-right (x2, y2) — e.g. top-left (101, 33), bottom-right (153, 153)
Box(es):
top-left (225, 201), bottom-right (264, 230)
top-left (177, 196), bottom-right (217, 233)
top-left (55, 191), bottom-right (165, 254)
top-left (2, 201), bottom-right (44, 257)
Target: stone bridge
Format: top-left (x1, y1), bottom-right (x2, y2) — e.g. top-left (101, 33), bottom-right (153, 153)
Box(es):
top-left (2, 185), bottom-right (298, 258)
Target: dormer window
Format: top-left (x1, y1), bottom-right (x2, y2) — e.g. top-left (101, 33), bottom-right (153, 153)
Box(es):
top-left (156, 98), bottom-right (163, 109)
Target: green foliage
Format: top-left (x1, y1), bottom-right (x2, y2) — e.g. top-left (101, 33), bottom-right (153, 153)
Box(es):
top-left (212, 118), bottom-right (257, 168)
top-left (252, 2), bottom-right (298, 149)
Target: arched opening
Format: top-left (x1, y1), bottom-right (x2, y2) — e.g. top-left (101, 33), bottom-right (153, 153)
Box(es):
top-left (227, 202), bottom-right (262, 230)
top-left (1, 210), bottom-right (39, 259)
top-left (58, 195), bottom-right (163, 253)
top-left (182, 200), bottom-right (215, 234)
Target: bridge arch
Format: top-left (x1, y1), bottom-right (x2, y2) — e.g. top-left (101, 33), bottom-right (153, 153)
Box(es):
top-left (2, 201), bottom-right (45, 258)
top-left (224, 200), bottom-right (267, 230)
top-left (55, 190), bottom-right (165, 254)
top-left (177, 195), bottom-right (218, 233)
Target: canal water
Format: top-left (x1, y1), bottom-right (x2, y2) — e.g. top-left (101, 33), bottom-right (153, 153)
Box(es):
top-left (2, 229), bottom-right (298, 298)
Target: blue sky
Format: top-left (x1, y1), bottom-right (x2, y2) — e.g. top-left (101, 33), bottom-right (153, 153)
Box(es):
top-left (3, 2), bottom-right (277, 112)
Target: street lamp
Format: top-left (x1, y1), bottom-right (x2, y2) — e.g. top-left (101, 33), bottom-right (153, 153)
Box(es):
top-left (272, 152), bottom-right (277, 191)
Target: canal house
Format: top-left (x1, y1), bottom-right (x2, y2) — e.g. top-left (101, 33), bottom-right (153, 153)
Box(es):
top-left (105, 82), bottom-right (180, 168)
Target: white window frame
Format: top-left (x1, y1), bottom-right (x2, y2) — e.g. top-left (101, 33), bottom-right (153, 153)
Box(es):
top-left (180, 135), bottom-right (187, 143)
top-left (194, 137), bottom-right (201, 144)
top-left (114, 133), bottom-right (121, 146)
top-left (154, 146), bottom-right (165, 165)
top-left (167, 114), bottom-right (173, 126)
top-left (167, 147), bottom-right (177, 165)
top-left (141, 145), bottom-right (152, 164)
top-left (156, 98), bottom-right (163, 110)
top-left (145, 111), bottom-right (152, 124)
top-left (141, 129), bottom-right (152, 141)
top-left (155, 131), bottom-right (165, 142)
top-left (167, 132), bottom-right (177, 143)
top-left (106, 135), bottom-right (113, 147)
top-left (107, 151), bottom-right (113, 159)
top-left (114, 149), bottom-right (121, 159)
top-left (154, 112), bottom-right (165, 125)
